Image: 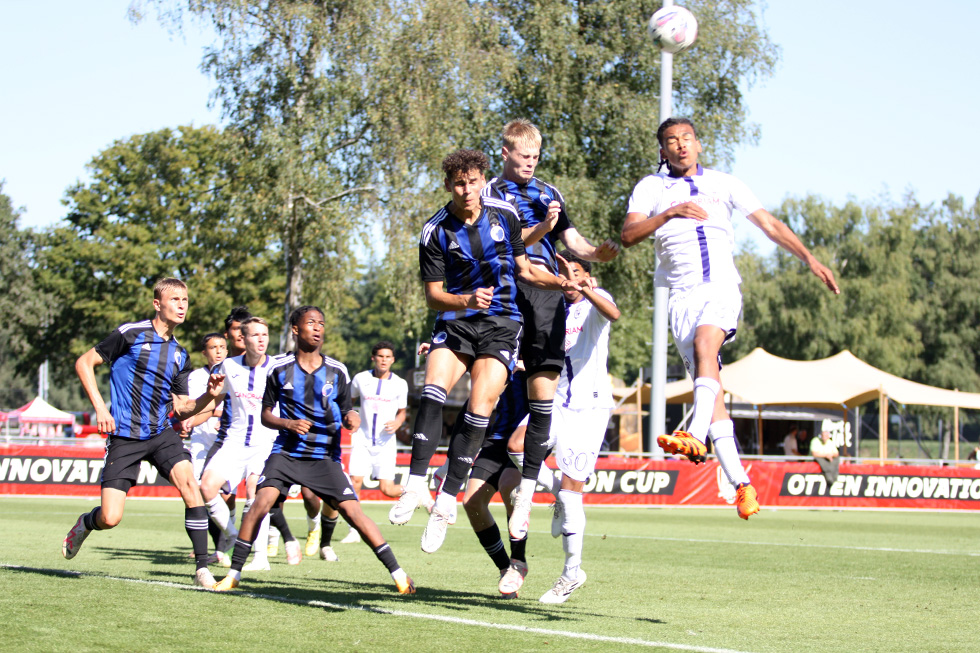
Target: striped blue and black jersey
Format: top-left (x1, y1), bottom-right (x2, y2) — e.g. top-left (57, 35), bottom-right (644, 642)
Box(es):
top-left (483, 176), bottom-right (572, 275)
top-left (95, 320), bottom-right (191, 440)
top-left (263, 353), bottom-right (352, 461)
top-left (419, 198), bottom-right (526, 323)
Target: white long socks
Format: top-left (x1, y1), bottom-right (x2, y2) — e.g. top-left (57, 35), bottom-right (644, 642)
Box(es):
top-left (206, 495), bottom-right (236, 537)
top-left (708, 419), bottom-right (750, 486)
top-left (559, 489), bottom-right (585, 580)
top-left (510, 451), bottom-right (560, 499)
top-left (689, 377), bottom-right (720, 441)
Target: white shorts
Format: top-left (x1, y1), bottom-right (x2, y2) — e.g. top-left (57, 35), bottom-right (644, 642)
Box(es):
top-left (548, 404), bottom-right (613, 483)
top-left (348, 434), bottom-right (397, 481)
top-left (186, 430), bottom-right (217, 482)
top-left (668, 282), bottom-right (741, 377)
top-left (203, 440), bottom-right (275, 494)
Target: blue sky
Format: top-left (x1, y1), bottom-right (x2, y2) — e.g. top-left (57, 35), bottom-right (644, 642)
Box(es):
top-left (2, 1), bottom-right (978, 249)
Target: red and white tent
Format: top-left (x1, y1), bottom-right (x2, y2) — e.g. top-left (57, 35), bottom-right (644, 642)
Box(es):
top-left (8, 397), bottom-right (74, 425)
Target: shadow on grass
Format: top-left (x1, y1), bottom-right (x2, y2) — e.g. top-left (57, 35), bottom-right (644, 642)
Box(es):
top-left (6, 557), bottom-right (665, 628)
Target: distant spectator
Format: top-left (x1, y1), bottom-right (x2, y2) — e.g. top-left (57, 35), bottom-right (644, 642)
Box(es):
top-left (810, 428), bottom-right (840, 485)
top-left (782, 424), bottom-right (801, 457)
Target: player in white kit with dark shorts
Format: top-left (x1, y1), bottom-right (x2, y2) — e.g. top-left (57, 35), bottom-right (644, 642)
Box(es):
top-left (621, 117), bottom-right (839, 519)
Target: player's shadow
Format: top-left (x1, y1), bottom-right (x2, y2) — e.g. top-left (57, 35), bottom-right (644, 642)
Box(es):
top-left (217, 575), bottom-right (630, 624)
top-left (90, 545), bottom-right (192, 568)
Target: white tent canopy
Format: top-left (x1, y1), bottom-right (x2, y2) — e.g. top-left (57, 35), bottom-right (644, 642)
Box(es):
top-left (660, 348), bottom-right (980, 410)
top-left (11, 397), bottom-right (75, 424)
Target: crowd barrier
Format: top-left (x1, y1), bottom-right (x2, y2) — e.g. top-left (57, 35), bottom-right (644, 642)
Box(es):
top-left (3, 445), bottom-right (980, 510)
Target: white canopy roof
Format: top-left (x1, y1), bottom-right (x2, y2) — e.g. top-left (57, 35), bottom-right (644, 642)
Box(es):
top-left (9, 397), bottom-right (75, 424)
top-left (616, 348), bottom-right (980, 410)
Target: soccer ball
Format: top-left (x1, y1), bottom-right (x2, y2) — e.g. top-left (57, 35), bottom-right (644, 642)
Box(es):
top-left (648, 6), bottom-right (698, 54)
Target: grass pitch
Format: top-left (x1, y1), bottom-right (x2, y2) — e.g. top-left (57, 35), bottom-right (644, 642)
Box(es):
top-left (1, 497), bottom-right (977, 652)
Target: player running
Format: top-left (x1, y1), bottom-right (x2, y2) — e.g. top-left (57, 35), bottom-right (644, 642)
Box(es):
top-left (482, 119), bottom-right (619, 542)
top-left (538, 251), bottom-right (620, 604)
top-left (621, 117), bottom-right (839, 519)
top-left (213, 306), bottom-right (414, 594)
top-left (389, 148), bottom-right (581, 555)
top-left (63, 278), bottom-right (226, 589)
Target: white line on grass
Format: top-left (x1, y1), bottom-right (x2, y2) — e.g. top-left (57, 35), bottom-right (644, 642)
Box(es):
top-left (1, 563), bottom-right (755, 653)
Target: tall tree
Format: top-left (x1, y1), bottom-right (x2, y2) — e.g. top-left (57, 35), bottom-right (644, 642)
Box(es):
top-left (135, 0), bottom-right (509, 348)
top-left (31, 125), bottom-right (283, 383)
top-left (0, 184), bottom-right (49, 407)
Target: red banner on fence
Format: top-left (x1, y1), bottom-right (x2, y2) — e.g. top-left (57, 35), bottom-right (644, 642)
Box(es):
top-left (3, 445), bottom-right (979, 510)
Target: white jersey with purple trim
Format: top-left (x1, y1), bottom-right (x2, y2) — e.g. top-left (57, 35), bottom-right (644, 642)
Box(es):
top-left (213, 354), bottom-right (279, 448)
top-left (627, 165), bottom-right (764, 290)
top-left (556, 289), bottom-right (615, 410)
top-left (351, 370), bottom-right (408, 447)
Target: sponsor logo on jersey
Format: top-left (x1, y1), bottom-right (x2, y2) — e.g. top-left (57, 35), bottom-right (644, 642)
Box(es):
top-left (490, 224), bottom-right (505, 242)
top-left (432, 331), bottom-right (448, 344)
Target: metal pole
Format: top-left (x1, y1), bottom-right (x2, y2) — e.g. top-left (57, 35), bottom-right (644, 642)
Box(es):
top-left (649, 0), bottom-right (673, 455)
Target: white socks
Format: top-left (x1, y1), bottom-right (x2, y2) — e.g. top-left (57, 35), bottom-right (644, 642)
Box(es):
top-left (559, 489), bottom-right (585, 579)
top-left (708, 419), bottom-right (750, 487)
top-left (689, 377), bottom-right (720, 441)
top-left (206, 495), bottom-right (236, 537)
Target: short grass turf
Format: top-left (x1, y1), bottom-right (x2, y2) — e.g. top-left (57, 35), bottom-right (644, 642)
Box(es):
top-left (1, 497), bottom-right (977, 652)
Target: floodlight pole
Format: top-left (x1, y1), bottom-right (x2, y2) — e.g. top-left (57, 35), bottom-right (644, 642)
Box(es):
top-left (649, 0), bottom-right (673, 455)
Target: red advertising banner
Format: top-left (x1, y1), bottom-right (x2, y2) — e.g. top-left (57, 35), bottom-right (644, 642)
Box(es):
top-left (3, 445), bottom-right (980, 510)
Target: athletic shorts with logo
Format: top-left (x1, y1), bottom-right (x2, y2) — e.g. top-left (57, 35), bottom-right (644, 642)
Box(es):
top-left (668, 282), bottom-right (741, 377)
top-left (348, 433), bottom-right (397, 481)
top-left (547, 404), bottom-right (613, 483)
top-left (258, 452), bottom-right (357, 506)
top-left (429, 315), bottom-right (522, 371)
top-left (101, 428), bottom-right (191, 492)
top-left (203, 440), bottom-right (275, 494)
top-left (516, 281), bottom-right (566, 374)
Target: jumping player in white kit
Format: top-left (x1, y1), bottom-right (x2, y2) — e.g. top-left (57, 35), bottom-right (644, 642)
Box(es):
top-left (538, 251), bottom-right (620, 603)
top-left (199, 317), bottom-right (282, 570)
top-left (621, 117), bottom-right (839, 519)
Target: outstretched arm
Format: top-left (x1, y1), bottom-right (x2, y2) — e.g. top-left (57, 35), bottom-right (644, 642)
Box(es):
top-left (559, 227), bottom-right (620, 262)
top-left (747, 209), bottom-right (840, 294)
top-left (514, 253), bottom-right (581, 292)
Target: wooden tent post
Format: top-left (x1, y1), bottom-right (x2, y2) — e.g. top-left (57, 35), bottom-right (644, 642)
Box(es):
top-left (756, 407), bottom-right (763, 456)
top-left (878, 389), bottom-right (888, 464)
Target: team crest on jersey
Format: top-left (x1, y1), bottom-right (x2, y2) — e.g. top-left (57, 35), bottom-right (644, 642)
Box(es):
top-left (321, 381), bottom-right (334, 397)
top-left (175, 351), bottom-right (184, 365)
top-left (432, 331), bottom-right (448, 344)
top-left (490, 224), bottom-right (505, 242)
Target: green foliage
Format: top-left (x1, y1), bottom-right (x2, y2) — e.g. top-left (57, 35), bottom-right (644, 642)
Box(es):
top-left (31, 125), bottom-right (284, 381)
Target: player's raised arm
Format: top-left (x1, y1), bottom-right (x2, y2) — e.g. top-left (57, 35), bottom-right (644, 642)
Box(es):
top-left (746, 208), bottom-right (840, 294)
top-left (514, 252), bottom-right (581, 292)
top-left (559, 227), bottom-right (621, 262)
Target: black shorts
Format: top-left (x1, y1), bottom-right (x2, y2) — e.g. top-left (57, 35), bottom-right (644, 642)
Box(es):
top-left (516, 282), bottom-right (566, 374)
top-left (430, 315), bottom-right (523, 371)
top-left (470, 435), bottom-right (518, 489)
top-left (257, 453), bottom-right (357, 507)
top-left (101, 429), bottom-right (191, 493)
